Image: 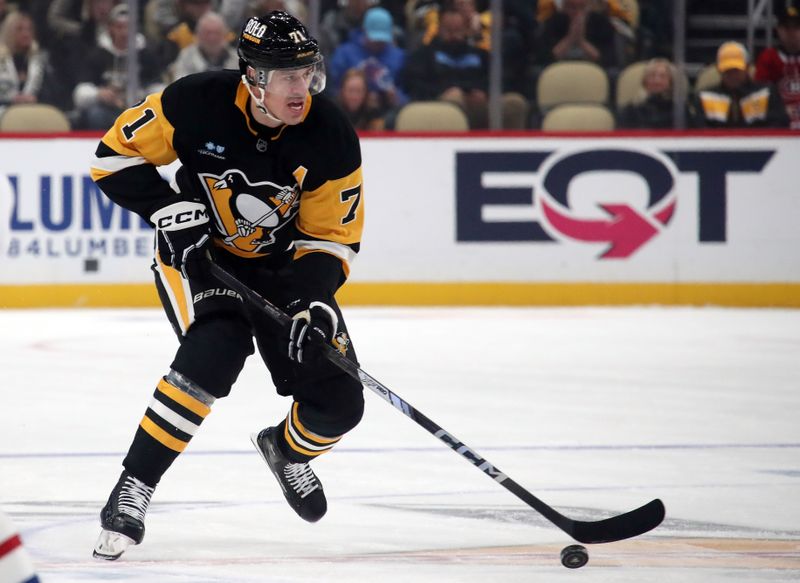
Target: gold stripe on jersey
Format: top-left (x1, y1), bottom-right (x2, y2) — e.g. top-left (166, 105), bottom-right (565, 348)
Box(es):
top-left (740, 88), bottom-right (770, 123)
top-left (293, 166), bottom-right (308, 189)
top-left (155, 252), bottom-right (195, 334)
top-left (283, 403), bottom-right (342, 458)
top-left (235, 83), bottom-right (259, 136)
top-left (90, 154), bottom-right (150, 181)
top-left (296, 168), bottom-right (363, 244)
top-left (699, 92), bottom-right (731, 123)
top-left (95, 92), bottom-right (178, 166)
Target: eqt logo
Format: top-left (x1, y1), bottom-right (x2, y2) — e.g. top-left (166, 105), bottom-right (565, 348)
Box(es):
top-left (456, 148), bottom-right (774, 259)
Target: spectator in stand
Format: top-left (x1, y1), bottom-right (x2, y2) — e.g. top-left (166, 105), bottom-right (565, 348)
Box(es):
top-left (637, 0), bottom-right (672, 59)
top-left (691, 41), bottom-right (790, 128)
top-left (617, 57), bottom-right (688, 128)
top-left (0, 11), bottom-right (56, 117)
top-left (328, 5), bottom-right (407, 117)
top-left (237, 0), bottom-right (307, 30)
top-left (755, 1), bottom-right (800, 129)
top-left (318, 0), bottom-right (375, 59)
top-left (416, 0), bottom-right (535, 96)
top-left (47, 0), bottom-right (118, 47)
top-left (401, 6), bottom-right (489, 128)
top-left (149, 0), bottom-right (216, 70)
top-left (421, 0), bottom-right (490, 51)
top-left (0, 0), bottom-right (12, 28)
top-left (170, 11), bottom-right (238, 80)
top-left (72, 3), bottom-right (162, 129)
top-left (337, 67), bottom-right (387, 129)
top-left (536, 0), bottom-right (617, 67)
top-left (45, 0), bottom-right (121, 109)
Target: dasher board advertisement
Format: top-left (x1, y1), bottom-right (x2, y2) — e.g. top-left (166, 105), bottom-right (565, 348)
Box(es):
top-left (1, 133), bottom-right (798, 306)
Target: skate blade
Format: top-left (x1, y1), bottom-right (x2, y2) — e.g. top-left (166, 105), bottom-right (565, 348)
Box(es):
top-left (251, 432), bottom-right (270, 465)
top-left (93, 529), bottom-right (136, 561)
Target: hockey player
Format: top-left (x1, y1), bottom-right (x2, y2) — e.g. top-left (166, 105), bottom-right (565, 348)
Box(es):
top-left (89, 11), bottom-right (364, 560)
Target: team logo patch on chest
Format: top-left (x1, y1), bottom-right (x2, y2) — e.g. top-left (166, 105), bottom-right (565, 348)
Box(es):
top-left (199, 170), bottom-right (300, 255)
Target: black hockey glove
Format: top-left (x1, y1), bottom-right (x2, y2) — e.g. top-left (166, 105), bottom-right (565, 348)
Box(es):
top-left (286, 299), bottom-right (339, 364)
top-left (150, 201), bottom-right (213, 280)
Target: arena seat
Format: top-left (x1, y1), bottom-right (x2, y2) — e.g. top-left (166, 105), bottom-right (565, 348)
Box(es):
top-left (537, 61), bottom-right (609, 112)
top-left (395, 101), bottom-right (470, 131)
top-left (0, 104), bottom-right (71, 132)
top-left (541, 104), bottom-right (615, 131)
top-left (694, 64), bottom-right (721, 91)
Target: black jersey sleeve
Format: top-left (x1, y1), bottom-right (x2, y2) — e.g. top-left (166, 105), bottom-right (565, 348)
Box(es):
top-left (288, 97), bottom-right (364, 297)
top-left (89, 91), bottom-right (182, 223)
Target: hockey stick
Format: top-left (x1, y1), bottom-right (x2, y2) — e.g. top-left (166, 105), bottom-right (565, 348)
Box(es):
top-left (210, 263), bottom-right (665, 544)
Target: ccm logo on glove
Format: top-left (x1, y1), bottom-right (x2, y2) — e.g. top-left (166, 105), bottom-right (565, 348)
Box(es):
top-left (151, 201), bottom-right (213, 280)
top-left (150, 201), bottom-right (209, 230)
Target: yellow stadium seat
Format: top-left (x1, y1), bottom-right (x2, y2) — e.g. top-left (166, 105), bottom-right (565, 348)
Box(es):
top-left (542, 104), bottom-right (615, 131)
top-left (537, 61), bottom-right (609, 112)
top-left (694, 64), bottom-right (721, 92)
top-left (395, 101), bottom-right (470, 131)
top-left (0, 104), bottom-right (71, 132)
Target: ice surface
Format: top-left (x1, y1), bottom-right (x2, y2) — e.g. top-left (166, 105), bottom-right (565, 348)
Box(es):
top-left (1, 306), bottom-right (799, 582)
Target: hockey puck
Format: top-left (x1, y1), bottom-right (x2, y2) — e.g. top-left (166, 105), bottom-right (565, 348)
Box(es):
top-left (560, 544), bottom-right (589, 569)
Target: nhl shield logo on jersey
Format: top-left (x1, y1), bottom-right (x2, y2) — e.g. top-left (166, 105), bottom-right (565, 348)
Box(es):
top-left (199, 170), bottom-right (300, 255)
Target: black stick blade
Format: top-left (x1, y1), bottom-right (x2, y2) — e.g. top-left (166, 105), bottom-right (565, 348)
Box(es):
top-left (569, 498), bottom-right (665, 544)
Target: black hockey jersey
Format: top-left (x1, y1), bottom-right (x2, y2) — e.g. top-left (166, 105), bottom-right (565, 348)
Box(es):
top-left (90, 70), bottom-right (364, 287)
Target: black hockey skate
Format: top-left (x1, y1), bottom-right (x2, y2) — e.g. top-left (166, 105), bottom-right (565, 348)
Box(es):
top-left (93, 470), bottom-right (155, 560)
top-left (251, 427), bottom-right (327, 522)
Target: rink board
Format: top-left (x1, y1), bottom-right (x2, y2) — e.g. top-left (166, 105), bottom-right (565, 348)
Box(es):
top-left (1, 132), bottom-right (798, 307)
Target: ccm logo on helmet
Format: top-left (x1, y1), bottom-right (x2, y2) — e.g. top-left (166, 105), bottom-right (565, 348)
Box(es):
top-left (150, 201), bottom-right (210, 231)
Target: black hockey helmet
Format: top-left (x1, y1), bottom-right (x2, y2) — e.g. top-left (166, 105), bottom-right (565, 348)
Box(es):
top-left (238, 11), bottom-right (322, 74)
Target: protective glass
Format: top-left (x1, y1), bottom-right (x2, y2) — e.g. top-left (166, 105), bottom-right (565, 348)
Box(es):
top-left (244, 61), bottom-right (327, 97)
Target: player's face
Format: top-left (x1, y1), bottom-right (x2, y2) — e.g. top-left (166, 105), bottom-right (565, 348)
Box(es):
top-left (262, 67), bottom-right (315, 124)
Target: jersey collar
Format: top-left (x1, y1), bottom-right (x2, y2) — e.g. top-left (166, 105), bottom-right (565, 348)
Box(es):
top-left (235, 82), bottom-right (313, 137)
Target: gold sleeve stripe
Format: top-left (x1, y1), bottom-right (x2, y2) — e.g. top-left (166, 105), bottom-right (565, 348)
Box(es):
top-left (91, 154), bottom-right (149, 172)
top-left (157, 379), bottom-right (212, 418)
top-left (89, 167), bottom-right (113, 181)
top-left (89, 154), bottom-right (149, 182)
top-left (290, 402), bottom-right (342, 444)
top-left (295, 168), bottom-right (364, 245)
top-left (100, 92), bottom-right (178, 165)
top-left (140, 415), bottom-right (188, 452)
top-left (154, 253), bottom-right (195, 335)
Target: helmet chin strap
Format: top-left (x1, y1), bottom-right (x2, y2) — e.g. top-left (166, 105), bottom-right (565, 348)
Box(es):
top-left (243, 77), bottom-right (284, 126)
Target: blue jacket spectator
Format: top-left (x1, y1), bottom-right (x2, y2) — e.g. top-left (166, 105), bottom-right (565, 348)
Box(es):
top-left (329, 7), bottom-right (408, 105)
